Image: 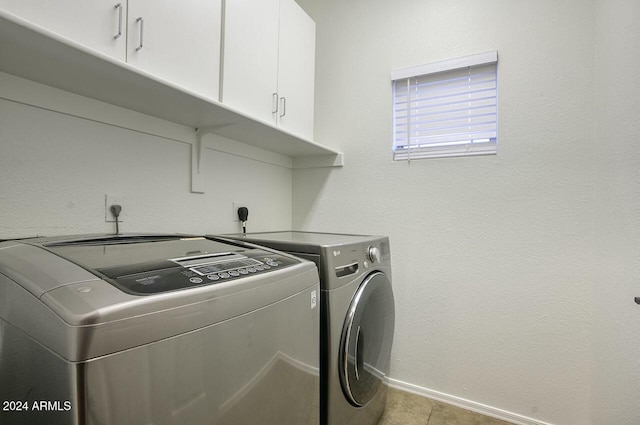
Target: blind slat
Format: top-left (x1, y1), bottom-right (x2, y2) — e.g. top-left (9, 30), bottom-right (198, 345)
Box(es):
top-left (398, 94), bottom-right (497, 115)
top-left (395, 105), bottom-right (497, 123)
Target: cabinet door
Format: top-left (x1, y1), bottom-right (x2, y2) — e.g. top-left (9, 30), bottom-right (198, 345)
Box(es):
top-left (277, 0), bottom-right (315, 139)
top-left (0, 0), bottom-right (126, 60)
top-left (222, 0), bottom-right (280, 125)
top-left (127, 0), bottom-right (222, 101)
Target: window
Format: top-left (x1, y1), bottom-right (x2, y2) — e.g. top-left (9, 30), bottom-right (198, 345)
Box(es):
top-left (391, 51), bottom-right (498, 160)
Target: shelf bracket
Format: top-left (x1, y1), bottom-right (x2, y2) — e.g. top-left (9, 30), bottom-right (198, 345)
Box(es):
top-left (192, 126), bottom-right (220, 194)
top-left (191, 127), bottom-right (343, 192)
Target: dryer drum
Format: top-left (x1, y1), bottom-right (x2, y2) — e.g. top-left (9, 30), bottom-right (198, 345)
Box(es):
top-left (339, 271), bottom-right (395, 407)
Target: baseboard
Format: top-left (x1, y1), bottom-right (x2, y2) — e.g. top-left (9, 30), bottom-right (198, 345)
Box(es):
top-left (387, 378), bottom-right (556, 425)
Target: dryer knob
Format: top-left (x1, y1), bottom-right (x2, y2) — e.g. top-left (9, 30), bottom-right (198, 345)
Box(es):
top-left (367, 246), bottom-right (381, 263)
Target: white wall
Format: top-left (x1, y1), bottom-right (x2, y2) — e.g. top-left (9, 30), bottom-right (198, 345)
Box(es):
top-left (294, 1), bottom-right (597, 424)
top-left (0, 76), bottom-right (292, 239)
top-left (2, 2), bottom-right (638, 424)
top-left (592, 0), bottom-right (640, 423)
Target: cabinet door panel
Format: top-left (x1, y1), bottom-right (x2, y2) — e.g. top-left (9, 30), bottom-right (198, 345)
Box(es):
top-left (0, 0), bottom-right (126, 60)
top-left (277, 0), bottom-right (315, 139)
top-left (127, 0), bottom-right (222, 101)
top-left (222, 0), bottom-right (280, 124)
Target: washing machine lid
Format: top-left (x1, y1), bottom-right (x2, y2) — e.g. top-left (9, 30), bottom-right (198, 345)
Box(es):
top-left (7, 234), bottom-right (300, 296)
top-left (40, 234), bottom-right (289, 295)
top-left (0, 234), bottom-right (317, 361)
top-left (45, 234), bottom-right (239, 270)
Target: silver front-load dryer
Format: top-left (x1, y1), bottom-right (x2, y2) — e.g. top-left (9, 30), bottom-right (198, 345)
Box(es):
top-left (223, 232), bottom-right (395, 425)
top-left (0, 234), bottom-right (319, 425)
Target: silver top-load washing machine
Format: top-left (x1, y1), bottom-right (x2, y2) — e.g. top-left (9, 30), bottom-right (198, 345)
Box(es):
top-left (0, 234), bottom-right (319, 425)
top-left (223, 232), bottom-right (395, 425)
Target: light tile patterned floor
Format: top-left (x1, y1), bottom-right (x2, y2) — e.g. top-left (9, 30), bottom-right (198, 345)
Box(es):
top-left (377, 388), bottom-right (515, 425)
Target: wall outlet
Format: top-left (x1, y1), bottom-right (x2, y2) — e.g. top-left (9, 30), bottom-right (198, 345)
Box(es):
top-left (232, 202), bottom-right (248, 222)
top-left (105, 194), bottom-right (126, 222)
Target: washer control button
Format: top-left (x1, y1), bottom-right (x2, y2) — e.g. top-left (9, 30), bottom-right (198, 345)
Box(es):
top-left (207, 274), bottom-right (220, 281)
top-left (219, 272), bottom-right (231, 279)
top-left (266, 261), bottom-right (278, 267)
top-left (190, 277), bottom-right (203, 284)
top-left (238, 269), bottom-right (249, 275)
top-left (229, 270), bottom-right (240, 277)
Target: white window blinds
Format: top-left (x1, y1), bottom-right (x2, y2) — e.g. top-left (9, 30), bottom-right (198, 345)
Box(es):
top-left (392, 51), bottom-right (498, 160)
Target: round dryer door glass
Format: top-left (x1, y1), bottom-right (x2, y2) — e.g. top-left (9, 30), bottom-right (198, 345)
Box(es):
top-left (339, 271), bottom-right (395, 407)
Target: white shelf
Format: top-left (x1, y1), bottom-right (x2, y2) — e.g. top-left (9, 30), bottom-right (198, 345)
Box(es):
top-left (0, 10), bottom-right (343, 165)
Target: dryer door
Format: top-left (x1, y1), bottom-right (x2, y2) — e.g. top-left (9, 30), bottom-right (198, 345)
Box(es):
top-left (339, 271), bottom-right (395, 407)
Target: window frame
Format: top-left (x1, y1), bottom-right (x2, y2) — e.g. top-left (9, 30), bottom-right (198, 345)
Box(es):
top-left (391, 51), bottom-right (498, 161)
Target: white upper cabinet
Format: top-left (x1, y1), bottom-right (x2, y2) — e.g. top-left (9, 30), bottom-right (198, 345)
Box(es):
top-left (0, 0), bottom-right (221, 100)
top-left (0, 0), bottom-right (341, 169)
top-left (276, 0), bottom-right (316, 139)
top-left (127, 0), bottom-right (221, 101)
top-left (222, 0), bottom-right (280, 124)
top-left (0, 0), bottom-right (127, 60)
top-left (223, 0), bottom-right (316, 139)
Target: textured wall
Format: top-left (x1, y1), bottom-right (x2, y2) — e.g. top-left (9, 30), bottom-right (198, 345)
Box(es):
top-left (0, 97), bottom-right (292, 238)
top-left (592, 0), bottom-right (640, 423)
top-left (294, 1), bottom-right (596, 424)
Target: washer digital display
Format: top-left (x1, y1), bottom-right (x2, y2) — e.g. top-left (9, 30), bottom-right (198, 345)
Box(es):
top-left (189, 258), bottom-right (263, 275)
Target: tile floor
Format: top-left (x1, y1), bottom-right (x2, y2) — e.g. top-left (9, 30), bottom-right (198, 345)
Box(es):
top-left (377, 388), bottom-right (515, 425)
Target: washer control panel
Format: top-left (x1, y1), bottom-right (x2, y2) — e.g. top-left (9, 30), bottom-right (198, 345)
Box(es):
top-left (99, 250), bottom-right (298, 295)
top-left (180, 254), bottom-right (289, 283)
